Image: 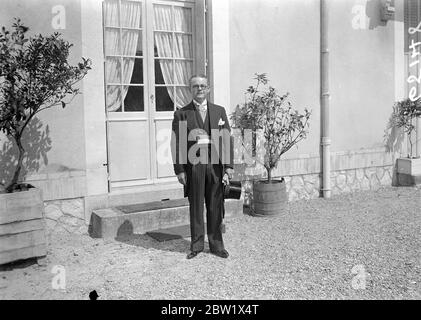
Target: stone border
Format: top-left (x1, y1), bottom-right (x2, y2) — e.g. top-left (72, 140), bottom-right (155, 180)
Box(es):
top-left (44, 198), bottom-right (87, 235)
top-left (240, 165), bottom-right (394, 205)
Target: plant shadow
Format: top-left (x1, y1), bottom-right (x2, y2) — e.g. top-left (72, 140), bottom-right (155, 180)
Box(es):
top-left (0, 116), bottom-right (51, 186)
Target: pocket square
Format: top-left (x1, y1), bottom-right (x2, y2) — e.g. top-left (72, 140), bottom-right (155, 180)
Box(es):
top-left (218, 118), bottom-right (225, 126)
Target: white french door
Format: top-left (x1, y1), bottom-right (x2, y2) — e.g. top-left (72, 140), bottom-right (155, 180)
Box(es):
top-left (103, 0), bottom-right (205, 191)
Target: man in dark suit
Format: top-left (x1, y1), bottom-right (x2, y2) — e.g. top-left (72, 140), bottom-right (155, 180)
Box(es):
top-left (171, 74), bottom-right (234, 259)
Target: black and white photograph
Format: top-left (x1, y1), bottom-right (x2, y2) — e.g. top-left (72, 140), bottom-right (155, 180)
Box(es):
top-left (0, 0), bottom-right (420, 304)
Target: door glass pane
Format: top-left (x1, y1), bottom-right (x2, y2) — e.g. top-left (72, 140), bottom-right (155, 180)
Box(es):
top-left (121, 0), bottom-right (142, 28)
top-left (124, 86), bottom-right (144, 112)
top-left (154, 33), bottom-right (173, 57)
top-left (174, 7), bottom-right (192, 32)
top-left (175, 86), bottom-right (190, 109)
top-left (155, 60), bottom-right (173, 84)
top-left (106, 58), bottom-right (121, 83)
top-left (156, 86), bottom-right (174, 111)
top-left (122, 30), bottom-right (142, 56)
top-left (105, 29), bottom-right (120, 55)
top-left (107, 85), bottom-right (122, 112)
top-left (174, 61), bottom-right (192, 85)
top-left (124, 58), bottom-right (143, 84)
top-left (174, 34), bottom-right (192, 58)
top-left (104, 0), bottom-right (119, 27)
top-left (153, 5), bottom-right (172, 30)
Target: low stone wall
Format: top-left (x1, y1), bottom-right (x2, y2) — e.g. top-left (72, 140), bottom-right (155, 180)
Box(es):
top-left (329, 166), bottom-right (393, 195)
top-left (240, 165), bottom-right (394, 205)
top-left (42, 165), bottom-right (394, 234)
top-left (44, 198), bottom-right (87, 235)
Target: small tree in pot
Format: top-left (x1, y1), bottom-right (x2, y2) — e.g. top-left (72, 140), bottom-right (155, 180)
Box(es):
top-left (0, 19), bottom-right (91, 265)
top-left (0, 19), bottom-right (91, 192)
top-left (231, 73), bottom-right (311, 216)
top-left (384, 98), bottom-right (421, 186)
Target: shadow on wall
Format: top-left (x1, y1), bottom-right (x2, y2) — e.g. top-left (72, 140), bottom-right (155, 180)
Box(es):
top-left (0, 117), bottom-right (51, 186)
top-left (384, 124), bottom-right (405, 155)
top-left (366, 0), bottom-right (403, 29)
top-left (366, 0), bottom-right (387, 29)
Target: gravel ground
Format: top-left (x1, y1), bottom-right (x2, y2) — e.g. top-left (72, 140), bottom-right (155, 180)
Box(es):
top-left (0, 185), bottom-right (420, 300)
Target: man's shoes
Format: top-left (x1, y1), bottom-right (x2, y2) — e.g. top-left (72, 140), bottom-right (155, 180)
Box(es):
top-left (186, 250), bottom-right (201, 259)
top-left (210, 249), bottom-right (229, 258)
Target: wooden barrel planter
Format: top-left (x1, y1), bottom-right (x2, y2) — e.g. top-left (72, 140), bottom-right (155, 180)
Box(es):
top-left (0, 186), bottom-right (47, 265)
top-left (252, 178), bottom-right (287, 216)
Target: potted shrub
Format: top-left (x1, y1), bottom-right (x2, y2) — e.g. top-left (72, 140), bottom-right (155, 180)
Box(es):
top-left (0, 19), bottom-right (91, 264)
top-left (384, 98), bottom-right (421, 186)
top-left (231, 73), bottom-right (311, 216)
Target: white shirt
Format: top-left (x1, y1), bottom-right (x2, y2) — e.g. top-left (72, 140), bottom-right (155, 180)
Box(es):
top-left (193, 99), bottom-right (208, 111)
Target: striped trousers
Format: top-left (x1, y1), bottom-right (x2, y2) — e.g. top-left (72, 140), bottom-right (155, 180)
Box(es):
top-left (188, 163), bottom-right (225, 252)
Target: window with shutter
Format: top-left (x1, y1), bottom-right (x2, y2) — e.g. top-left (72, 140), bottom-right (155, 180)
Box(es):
top-left (404, 0), bottom-right (421, 52)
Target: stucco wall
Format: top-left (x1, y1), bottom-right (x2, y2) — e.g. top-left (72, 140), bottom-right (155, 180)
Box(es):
top-left (229, 0), bottom-right (321, 158)
top-left (329, 0), bottom-right (405, 152)
top-left (228, 0), bottom-right (405, 160)
top-left (0, 0), bottom-right (86, 187)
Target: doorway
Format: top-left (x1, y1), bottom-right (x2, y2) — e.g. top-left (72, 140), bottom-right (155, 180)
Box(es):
top-left (102, 0), bottom-right (206, 191)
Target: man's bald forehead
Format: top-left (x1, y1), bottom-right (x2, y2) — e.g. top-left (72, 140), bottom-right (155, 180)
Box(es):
top-left (189, 74), bottom-right (208, 85)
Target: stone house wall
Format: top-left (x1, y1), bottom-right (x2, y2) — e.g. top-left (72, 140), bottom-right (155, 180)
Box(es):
top-left (44, 198), bottom-right (87, 235)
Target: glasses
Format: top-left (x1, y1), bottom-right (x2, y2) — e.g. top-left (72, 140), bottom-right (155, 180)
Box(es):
top-left (192, 84), bottom-right (208, 89)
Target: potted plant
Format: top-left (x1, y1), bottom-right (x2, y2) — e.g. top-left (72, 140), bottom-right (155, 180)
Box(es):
top-left (230, 73), bottom-right (311, 216)
top-left (0, 19), bottom-right (91, 264)
top-left (384, 98), bottom-right (421, 186)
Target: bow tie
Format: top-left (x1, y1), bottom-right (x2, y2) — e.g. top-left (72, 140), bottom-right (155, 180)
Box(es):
top-left (194, 101), bottom-right (207, 110)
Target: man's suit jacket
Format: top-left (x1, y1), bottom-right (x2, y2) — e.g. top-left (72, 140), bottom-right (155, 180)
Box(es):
top-left (171, 101), bottom-right (234, 197)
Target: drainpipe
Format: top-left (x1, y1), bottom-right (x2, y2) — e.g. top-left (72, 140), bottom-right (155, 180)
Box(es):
top-left (416, 54), bottom-right (421, 158)
top-left (417, 117), bottom-right (421, 158)
top-left (320, 0), bottom-right (331, 198)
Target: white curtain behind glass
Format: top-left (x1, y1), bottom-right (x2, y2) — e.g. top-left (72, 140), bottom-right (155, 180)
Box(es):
top-left (154, 5), bottom-right (192, 109)
top-left (105, 1), bottom-right (142, 112)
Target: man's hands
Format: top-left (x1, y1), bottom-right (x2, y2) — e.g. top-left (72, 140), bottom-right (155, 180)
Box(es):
top-left (177, 172), bottom-right (187, 186)
top-left (178, 169), bottom-right (233, 186)
top-left (222, 168), bottom-right (234, 185)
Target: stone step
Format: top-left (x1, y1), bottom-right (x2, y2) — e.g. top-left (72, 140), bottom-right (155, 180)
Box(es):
top-left (90, 198), bottom-right (243, 240)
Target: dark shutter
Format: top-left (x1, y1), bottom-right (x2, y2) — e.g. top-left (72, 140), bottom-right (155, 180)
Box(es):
top-left (405, 0), bottom-right (421, 51)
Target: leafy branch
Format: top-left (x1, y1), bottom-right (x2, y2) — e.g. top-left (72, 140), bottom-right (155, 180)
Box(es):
top-left (384, 98), bottom-right (421, 158)
top-left (230, 73), bottom-right (311, 182)
top-left (0, 18), bottom-right (91, 192)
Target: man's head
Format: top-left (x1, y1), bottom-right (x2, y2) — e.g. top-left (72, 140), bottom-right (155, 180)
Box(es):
top-left (189, 74), bottom-right (209, 103)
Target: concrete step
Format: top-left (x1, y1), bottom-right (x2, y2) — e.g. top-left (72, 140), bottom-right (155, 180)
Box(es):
top-left (90, 198), bottom-right (243, 240)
